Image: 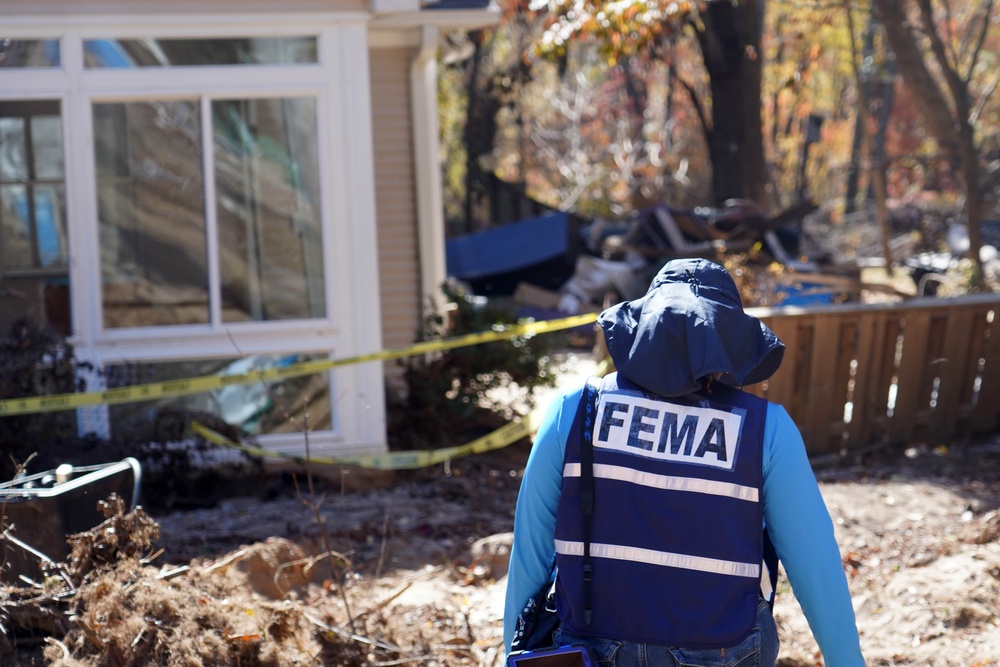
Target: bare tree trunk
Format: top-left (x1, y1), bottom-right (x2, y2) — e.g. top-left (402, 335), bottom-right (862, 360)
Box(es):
top-left (872, 0), bottom-right (987, 271)
top-left (959, 122), bottom-right (985, 269)
top-left (843, 16), bottom-right (876, 216)
top-left (872, 154), bottom-right (893, 274)
top-left (843, 3), bottom-right (896, 272)
top-left (914, 0), bottom-right (986, 271)
top-left (461, 32), bottom-right (498, 232)
top-left (695, 0), bottom-right (769, 207)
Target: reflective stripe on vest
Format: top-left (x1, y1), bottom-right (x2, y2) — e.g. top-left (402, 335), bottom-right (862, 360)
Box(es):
top-left (555, 539), bottom-right (761, 579)
top-left (563, 462), bottom-right (759, 502)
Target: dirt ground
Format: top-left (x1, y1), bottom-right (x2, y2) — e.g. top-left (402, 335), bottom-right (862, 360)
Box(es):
top-left (5, 428), bottom-right (998, 666)
top-left (3, 352), bottom-right (1000, 666)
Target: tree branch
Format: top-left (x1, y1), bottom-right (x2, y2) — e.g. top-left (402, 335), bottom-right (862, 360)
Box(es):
top-left (962, 0), bottom-right (995, 87)
top-left (671, 63), bottom-right (712, 141)
top-left (970, 68), bottom-right (1000, 125)
top-left (942, 0), bottom-right (959, 65)
top-left (872, 0), bottom-right (958, 152)
top-left (916, 0), bottom-right (970, 116)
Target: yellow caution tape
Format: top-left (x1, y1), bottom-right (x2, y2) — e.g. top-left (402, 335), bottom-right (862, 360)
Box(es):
top-left (0, 312), bottom-right (598, 417)
top-left (191, 408), bottom-right (542, 470)
top-left (190, 358), bottom-right (611, 471)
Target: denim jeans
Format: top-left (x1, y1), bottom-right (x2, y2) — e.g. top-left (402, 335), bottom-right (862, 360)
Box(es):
top-left (551, 598), bottom-right (779, 667)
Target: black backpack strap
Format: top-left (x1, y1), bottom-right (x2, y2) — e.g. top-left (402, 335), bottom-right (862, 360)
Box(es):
top-left (761, 526), bottom-right (779, 609)
top-left (579, 376), bottom-right (601, 626)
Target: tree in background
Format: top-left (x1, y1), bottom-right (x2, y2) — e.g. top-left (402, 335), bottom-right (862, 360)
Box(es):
top-left (695, 0), bottom-right (769, 205)
top-left (532, 0), bottom-right (770, 206)
top-left (840, 2), bottom-right (896, 221)
top-left (440, 0), bottom-right (1000, 258)
top-left (440, 0), bottom-right (713, 227)
top-left (443, 0), bottom-right (858, 225)
top-left (439, 22), bottom-right (534, 235)
top-left (839, 0), bottom-right (896, 269)
top-left (872, 0), bottom-right (997, 270)
top-left (495, 43), bottom-right (711, 217)
top-left (762, 0), bottom-right (856, 209)
top-left (460, 30), bottom-right (505, 233)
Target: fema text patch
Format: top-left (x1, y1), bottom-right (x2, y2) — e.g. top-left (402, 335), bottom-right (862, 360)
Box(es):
top-left (593, 391), bottom-right (745, 470)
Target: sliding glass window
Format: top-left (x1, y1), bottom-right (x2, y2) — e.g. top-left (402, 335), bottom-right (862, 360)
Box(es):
top-left (94, 100), bottom-right (210, 327)
top-left (93, 96), bottom-right (325, 328)
top-left (213, 97), bottom-right (325, 323)
top-left (0, 99), bottom-right (71, 333)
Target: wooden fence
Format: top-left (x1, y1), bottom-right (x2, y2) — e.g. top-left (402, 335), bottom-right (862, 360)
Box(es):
top-left (745, 292), bottom-right (1000, 455)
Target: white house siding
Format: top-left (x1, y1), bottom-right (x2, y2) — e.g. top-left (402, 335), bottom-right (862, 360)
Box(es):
top-left (1, 10), bottom-right (389, 458)
top-left (369, 46), bottom-right (422, 356)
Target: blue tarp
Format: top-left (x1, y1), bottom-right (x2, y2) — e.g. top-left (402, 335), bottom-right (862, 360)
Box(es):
top-left (446, 212), bottom-right (570, 282)
top-left (14, 190), bottom-right (62, 267)
top-left (84, 40), bottom-right (134, 68)
top-left (778, 282), bottom-right (835, 306)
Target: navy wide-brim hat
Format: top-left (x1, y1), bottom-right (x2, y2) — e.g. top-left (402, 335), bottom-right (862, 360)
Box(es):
top-left (597, 258), bottom-right (785, 397)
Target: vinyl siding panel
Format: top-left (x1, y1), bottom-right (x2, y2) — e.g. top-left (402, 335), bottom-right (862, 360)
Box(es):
top-left (369, 46), bottom-right (422, 353)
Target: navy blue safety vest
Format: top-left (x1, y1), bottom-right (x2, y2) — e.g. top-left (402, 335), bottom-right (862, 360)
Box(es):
top-left (554, 373), bottom-right (768, 647)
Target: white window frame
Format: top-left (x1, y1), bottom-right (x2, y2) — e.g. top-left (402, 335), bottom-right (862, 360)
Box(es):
top-left (0, 14), bottom-right (387, 459)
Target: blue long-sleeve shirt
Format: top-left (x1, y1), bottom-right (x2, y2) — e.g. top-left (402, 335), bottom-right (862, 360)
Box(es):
top-left (504, 383), bottom-right (865, 666)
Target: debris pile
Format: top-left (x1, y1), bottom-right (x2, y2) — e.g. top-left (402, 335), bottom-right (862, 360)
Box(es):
top-left (445, 199), bottom-right (935, 330)
top-left (1, 446), bottom-right (525, 667)
top-left (0, 494), bottom-right (440, 667)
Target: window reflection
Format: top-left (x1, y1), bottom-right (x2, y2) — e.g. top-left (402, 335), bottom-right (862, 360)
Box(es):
top-left (0, 100), bottom-right (71, 335)
top-left (92, 96), bottom-right (325, 328)
top-left (106, 354), bottom-right (332, 436)
top-left (93, 101), bottom-right (210, 327)
top-left (0, 101), bottom-right (67, 271)
top-left (84, 37), bottom-right (317, 69)
top-left (0, 39), bottom-right (60, 68)
top-left (214, 97), bottom-right (326, 322)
